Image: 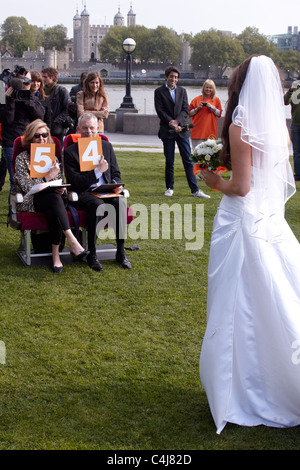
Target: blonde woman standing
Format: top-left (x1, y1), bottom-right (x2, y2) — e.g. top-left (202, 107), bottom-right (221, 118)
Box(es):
top-left (189, 79), bottom-right (222, 149)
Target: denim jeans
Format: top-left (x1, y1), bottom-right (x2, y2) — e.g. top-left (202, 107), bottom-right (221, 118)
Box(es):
top-left (162, 136), bottom-right (198, 193)
top-left (291, 124), bottom-right (300, 179)
top-left (2, 147), bottom-right (14, 188)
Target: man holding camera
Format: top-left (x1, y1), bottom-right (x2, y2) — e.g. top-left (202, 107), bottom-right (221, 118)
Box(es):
top-left (285, 76), bottom-right (300, 181)
top-left (154, 66), bottom-right (209, 198)
top-left (0, 70), bottom-right (45, 190)
top-left (42, 67), bottom-right (71, 148)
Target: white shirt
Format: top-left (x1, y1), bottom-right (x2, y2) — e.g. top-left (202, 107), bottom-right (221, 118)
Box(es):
top-left (166, 84), bottom-right (176, 102)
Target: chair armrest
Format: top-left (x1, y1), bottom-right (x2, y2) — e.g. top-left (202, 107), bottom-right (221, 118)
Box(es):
top-left (68, 191), bottom-right (78, 202)
top-left (9, 191), bottom-right (23, 229)
top-left (10, 192), bottom-right (24, 204)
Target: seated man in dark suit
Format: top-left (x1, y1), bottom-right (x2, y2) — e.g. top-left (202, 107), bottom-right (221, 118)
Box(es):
top-left (64, 112), bottom-right (131, 271)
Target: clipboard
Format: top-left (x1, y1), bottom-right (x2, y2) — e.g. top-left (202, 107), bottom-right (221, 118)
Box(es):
top-left (91, 183), bottom-right (124, 193)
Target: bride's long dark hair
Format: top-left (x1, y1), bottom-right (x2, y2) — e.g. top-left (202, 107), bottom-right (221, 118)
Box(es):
top-left (220, 55), bottom-right (255, 170)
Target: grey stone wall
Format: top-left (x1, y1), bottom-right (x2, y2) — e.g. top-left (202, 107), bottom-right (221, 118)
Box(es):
top-left (105, 114), bottom-right (293, 137)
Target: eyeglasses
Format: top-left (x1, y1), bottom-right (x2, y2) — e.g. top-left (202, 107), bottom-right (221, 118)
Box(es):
top-left (33, 132), bottom-right (48, 139)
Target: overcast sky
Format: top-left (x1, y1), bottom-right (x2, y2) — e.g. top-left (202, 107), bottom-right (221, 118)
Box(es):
top-left (1, 0), bottom-right (299, 39)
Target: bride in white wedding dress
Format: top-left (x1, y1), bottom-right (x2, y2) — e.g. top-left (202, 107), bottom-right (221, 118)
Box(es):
top-left (199, 55), bottom-right (300, 434)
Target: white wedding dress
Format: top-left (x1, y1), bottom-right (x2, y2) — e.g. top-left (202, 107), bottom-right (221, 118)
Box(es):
top-left (200, 56), bottom-right (300, 434)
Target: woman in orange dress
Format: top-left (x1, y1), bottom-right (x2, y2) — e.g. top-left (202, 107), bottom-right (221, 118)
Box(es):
top-left (189, 79), bottom-right (222, 149)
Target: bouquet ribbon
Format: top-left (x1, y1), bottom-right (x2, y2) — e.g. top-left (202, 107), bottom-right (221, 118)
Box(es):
top-left (193, 164), bottom-right (227, 191)
top-left (193, 164), bottom-right (226, 175)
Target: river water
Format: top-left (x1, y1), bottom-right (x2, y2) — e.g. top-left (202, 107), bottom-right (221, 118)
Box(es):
top-left (64, 83), bottom-right (292, 119)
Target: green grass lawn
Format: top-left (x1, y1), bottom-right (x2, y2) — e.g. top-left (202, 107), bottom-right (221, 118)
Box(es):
top-left (0, 150), bottom-right (300, 450)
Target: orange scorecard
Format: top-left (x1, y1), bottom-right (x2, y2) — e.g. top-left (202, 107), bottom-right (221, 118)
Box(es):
top-left (30, 143), bottom-right (56, 178)
top-left (78, 137), bottom-right (103, 172)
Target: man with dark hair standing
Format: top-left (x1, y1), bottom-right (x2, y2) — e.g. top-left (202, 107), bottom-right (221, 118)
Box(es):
top-left (42, 67), bottom-right (70, 148)
top-left (154, 66), bottom-right (209, 198)
top-left (69, 72), bottom-right (87, 103)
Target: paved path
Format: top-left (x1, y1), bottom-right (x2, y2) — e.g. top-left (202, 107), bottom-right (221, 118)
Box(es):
top-left (105, 132), bottom-right (163, 152)
top-left (105, 132), bottom-right (294, 155)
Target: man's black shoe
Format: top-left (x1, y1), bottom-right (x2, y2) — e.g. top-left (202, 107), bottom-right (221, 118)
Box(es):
top-left (87, 254), bottom-right (103, 271)
top-left (116, 248), bottom-right (132, 269)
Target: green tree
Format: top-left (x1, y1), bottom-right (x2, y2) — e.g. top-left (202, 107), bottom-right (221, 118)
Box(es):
top-left (121, 25), bottom-right (152, 63)
top-left (42, 25), bottom-right (68, 51)
top-left (32, 25), bottom-right (44, 48)
top-left (237, 26), bottom-right (277, 58)
top-left (99, 26), bottom-right (127, 62)
top-left (1, 16), bottom-right (36, 56)
top-left (190, 29), bottom-right (244, 77)
top-left (275, 49), bottom-right (300, 78)
top-left (147, 26), bottom-right (182, 63)
top-left (0, 16), bottom-right (67, 56)
top-left (99, 25), bottom-right (182, 64)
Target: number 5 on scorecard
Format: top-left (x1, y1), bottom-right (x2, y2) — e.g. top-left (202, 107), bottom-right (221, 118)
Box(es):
top-left (30, 143), bottom-right (56, 178)
top-left (78, 137), bottom-right (103, 172)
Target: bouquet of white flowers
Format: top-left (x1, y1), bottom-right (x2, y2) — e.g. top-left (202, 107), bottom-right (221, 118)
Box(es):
top-left (190, 138), bottom-right (224, 173)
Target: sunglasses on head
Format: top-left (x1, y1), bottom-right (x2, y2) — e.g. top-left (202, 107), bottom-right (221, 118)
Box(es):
top-left (33, 132), bottom-right (48, 139)
top-left (21, 78), bottom-right (31, 85)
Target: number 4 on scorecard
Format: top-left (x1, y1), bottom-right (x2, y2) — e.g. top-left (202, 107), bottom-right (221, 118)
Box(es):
top-left (78, 137), bottom-right (103, 172)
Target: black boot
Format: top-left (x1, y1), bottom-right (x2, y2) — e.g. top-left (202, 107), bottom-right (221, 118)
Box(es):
top-left (116, 244), bottom-right (132, 269)
top-left (87, 253), bottom-right (103, 271)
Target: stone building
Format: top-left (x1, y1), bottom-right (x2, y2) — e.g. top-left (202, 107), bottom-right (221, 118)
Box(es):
top-left (272, 26), bottom-right (300, 52)
top-left (73, 3), bottom-right (136, 63)
top-left (0, 46), bottom-right (69, 74)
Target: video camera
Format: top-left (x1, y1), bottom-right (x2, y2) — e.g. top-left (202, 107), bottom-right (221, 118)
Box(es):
top-left (10, 77), bottom-right (31, 101)
top-left (0, 65), bottom-right (28, 86)
top-left (290, 79), bottom-right (300, 92)
top-left (168, 123), bottom-right (194, 135)
top-left (0, 65), bottom-right (30, 102)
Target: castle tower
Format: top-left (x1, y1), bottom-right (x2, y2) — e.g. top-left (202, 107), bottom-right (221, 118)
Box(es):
top-left (127, 3), bottom-right (136, 27)
top-left (73, 9), bottom-right (81, 62)
top-left (72, 3), bottom-right (138, 64)
top-left (80, 3), bottom-right (90, 62)
top-left (114, 7), bottom-right (125, 26)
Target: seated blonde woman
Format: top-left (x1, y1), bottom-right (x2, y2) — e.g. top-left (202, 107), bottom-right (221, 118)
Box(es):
top-left (77, 71), bottom-right (109, 132)
top-left (14, 119), bottom-right (86, 272)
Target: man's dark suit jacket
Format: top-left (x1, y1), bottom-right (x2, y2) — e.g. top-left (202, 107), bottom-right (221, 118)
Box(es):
top-left (154, 84), bottom-right (190, 140)
top-left (64, 139), bottom-right (122, 193)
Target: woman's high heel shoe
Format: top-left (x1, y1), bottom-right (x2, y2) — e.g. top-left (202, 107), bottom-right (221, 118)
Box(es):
top-left (52, 265), bottom-right (64, 273)
top-left (71, 249), bottom-right (87, 261)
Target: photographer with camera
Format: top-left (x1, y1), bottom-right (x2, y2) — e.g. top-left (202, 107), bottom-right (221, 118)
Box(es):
top-left (42, 67), bottom-right (71, 148)
top-left (0, 70), bottom-right (45, 192)
top-left (284, 76), bottom-right (300, 181)
top-left (189, 79), bottom-right (222, 150)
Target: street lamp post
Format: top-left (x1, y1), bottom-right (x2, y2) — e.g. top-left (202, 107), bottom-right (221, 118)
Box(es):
top-left (120, 38), bottom-right (136, 109)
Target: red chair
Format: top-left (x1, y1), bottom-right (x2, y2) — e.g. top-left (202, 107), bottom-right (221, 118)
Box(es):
top-left (63, 133), bottom-right (109, 150)
top-left (63, 133), bottom-right (134, 257)
top-left (63, 132), bottom-right (133, 221)
top-left (9, 135), bottom-right (89, 266)
top-left (9, 133), bottom-right (132, 266)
